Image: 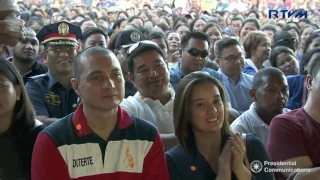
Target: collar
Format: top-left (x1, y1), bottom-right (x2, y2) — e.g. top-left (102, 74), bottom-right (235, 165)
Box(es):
top-left (135, 87), bottom-right (175, 103)
top-left (245, 59), bottom-right (259, 73)
top-left (218, 69), bottom-right (244, 84)
top-left (248, 103), bottom-right (290, 127)
top-left (174, 62), bottom-right (185, 78)
top-left (47, 72), bottom-right (58, 89)
top-left (72, 103), bottom-right (133, 138)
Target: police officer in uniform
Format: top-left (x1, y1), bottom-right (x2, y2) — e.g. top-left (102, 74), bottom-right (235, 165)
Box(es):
top-left (25, 21), bottom-right (82, 125)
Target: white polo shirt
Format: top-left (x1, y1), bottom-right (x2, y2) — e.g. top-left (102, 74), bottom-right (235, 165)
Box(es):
top-left (120, 88), bottom-right (175, 134)
top-left (231, 102), bottom-right (290, 147)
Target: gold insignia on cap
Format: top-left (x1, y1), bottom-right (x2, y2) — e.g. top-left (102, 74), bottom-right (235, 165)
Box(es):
top-left (58, 22), bottom-right (70, 36)
top-left (130, 32), bottom-right (140, 42)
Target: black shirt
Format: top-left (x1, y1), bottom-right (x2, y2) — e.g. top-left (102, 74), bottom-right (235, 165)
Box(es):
top-left (8, 58), bottom-right (48, 84)
top-left (0, 124), bottom-right (45, 180)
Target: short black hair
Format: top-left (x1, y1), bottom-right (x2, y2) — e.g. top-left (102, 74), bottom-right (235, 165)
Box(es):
top-left (173, 16), bottom-right (188, 28)
top-left (160, 16), bottom-right (171, 26)
top-left (98, 16), bottom-right (109, 23)
top-left (202, 23), bottom-right (222, 34)
top-left (181, 31), bottom-right (210, 49)
top-left (303, 33), bottom-right (320, 53)
top-left (117, 11), bottom-right (129, 19)
top-left (241, 18), bottom-right (261, 31)
top-left (174, 23), bottom-right (190, 31)
top-left (262, 24), bottom-right (277, 34)
top-left (231, 17), bottom-right (244, 23)
top-left (112, 18), bottom-right (127, 30)
top-left (253, 67), bottom-right (285, 90)
top-left (247, 10), bottom-right (259, 19)
top-left (300, 25), bottom-right (315, 36)
top-left (298, 18), bottom-right (312, 25)
top-left (147, 31), bottom-right (169, 50)
top-left (138, 10), bottom-right (152, 21)
top-left (128, 15), bottom-right (144, 25)
top-left (73, 47), bottom-right (116, 80)
top-left (302, 47), bottom-right (320, 75)
top-left (155, 23), bottom-right (169, 32)
top-left (214, 38), bottom-right (241, 58)
top-left (190, 18), bottom-right (207, 31)
top-left (81, 27), bottom-right (108, 44)
top-left (283, 25), bottom-right (300, 37)
top-left (269, 46), bottom-right (295, 67)
top-left (306, 48), bottom-right (320, 77)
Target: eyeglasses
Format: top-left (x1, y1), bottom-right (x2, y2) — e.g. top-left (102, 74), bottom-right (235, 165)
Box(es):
top-left (127, 40), bottom-right (160, 55)
top-left (185, 48), bottom-right (208, 58)
top-left (47, 46), bottom-right (76, 54)
top-left (219, 54), bottom-right (245, 63)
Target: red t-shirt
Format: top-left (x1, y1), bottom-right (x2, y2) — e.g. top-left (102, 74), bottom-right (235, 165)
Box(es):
top-left (267, 108), bottom-right (320, 180)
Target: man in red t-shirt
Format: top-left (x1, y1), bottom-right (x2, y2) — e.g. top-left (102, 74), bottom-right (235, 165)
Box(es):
top-left (267, 50), bottom-right (320, 180)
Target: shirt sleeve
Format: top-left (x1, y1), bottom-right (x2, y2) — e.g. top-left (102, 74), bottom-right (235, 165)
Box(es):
top-left (25, 81), bottom-right (50, 117)
top-left (0, 0), bottom-right (18, 11)
top-left (230, 119), bottom-right (249, 134)
top-left (246, 134), bottom-right (275, 180)
top-left (267, 114), bottom-right (308, 162)
top-left (32, 132), bottom-right (70, 180)
top-left (142, 132), bottom-right (170, 180)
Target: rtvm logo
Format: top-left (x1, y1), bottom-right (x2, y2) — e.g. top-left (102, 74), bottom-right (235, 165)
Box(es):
top-left (268, 9), bottom-right (308, 19)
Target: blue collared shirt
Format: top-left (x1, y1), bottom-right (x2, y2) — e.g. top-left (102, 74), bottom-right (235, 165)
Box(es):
top-left (218, 70), bottom-right (253, 114)
top-left (25, 72), bottom-right (79, 118)
top-left (170, 62), bottom-right (231, 103)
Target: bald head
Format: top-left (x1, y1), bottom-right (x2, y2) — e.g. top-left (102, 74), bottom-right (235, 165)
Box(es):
top-left (73, 47), bottom-right (119, 80)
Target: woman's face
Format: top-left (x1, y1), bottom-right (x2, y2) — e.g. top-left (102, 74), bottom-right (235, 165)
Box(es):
top-left (176, 26), bottom-right (190, 38)
top-left (190, 82), bottom-right (224, 134)
top-left (301, 27), bottom-right (314, 45)
top-left (0, 73), bottom-right (20, 119)
top-left (252, 37), bottom-right (271, 61)
top-left (167, 33), bottom-right (181, 52)
top-left (205, 26), bottom-right (222, 49)
top-left (240, 22), bottom-right (258, 42)
top-left (276, 52), bottom-right (299, 76)
top-left (193, 19), bottom-right (206, 31)
top-left (98, 19), bottom-right (109, 29)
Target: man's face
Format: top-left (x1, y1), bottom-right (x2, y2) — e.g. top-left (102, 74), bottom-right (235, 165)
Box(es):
top-left (46, 45), bottom-right (77, 75)
top-left (231, 20), bottom-right (242, 36)
top-left (108, 12), bottom-right (115, 22)
top-left (263, 30), bottom-right (275, 41)
top-left (129, 50), bottom-right (169, 98)
top-left (83, 33), bottom-right (107, 49)
top-left (116, 47), bottom-right (129, 77)
top-left (73, 53), bottom-right (124, 111)
top-left (181, 38), bottom-right (209, 74)
top-left (13, 30), bottom-right (39, 63)
top-left (253, 74), bottom-right (289, 115)
top-left (216, 45), bottom-right (244, 78)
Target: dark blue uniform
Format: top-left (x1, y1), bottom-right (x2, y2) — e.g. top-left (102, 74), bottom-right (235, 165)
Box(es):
top-left (25, 72), bottom-right (78, 118)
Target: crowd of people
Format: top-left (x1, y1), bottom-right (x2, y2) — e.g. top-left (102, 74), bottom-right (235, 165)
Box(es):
top-left (0, 0), bottom-right (320, 179)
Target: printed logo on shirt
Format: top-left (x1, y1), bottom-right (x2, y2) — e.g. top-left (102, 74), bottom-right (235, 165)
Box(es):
top-left (73, 156), bottom-right (93, 168)
top-left (123, 147), bottom-right (134, 168)
top-left (45, 92), bottom-right (62, 106)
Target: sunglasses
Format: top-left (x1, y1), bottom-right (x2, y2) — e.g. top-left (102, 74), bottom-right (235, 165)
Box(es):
top-left (185, 48), bottom-right (209, 58)
top-left (127, 40), bottom-right (160, 55)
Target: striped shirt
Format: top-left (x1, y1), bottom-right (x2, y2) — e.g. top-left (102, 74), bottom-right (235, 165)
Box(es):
top-left (31, 103), bottom-right (169, 180)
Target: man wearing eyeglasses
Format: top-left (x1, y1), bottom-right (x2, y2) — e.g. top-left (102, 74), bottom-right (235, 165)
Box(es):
top-left (215, 38), bottom-right (253, 114)
top-left (26, 21), bottom-right (81, 125)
